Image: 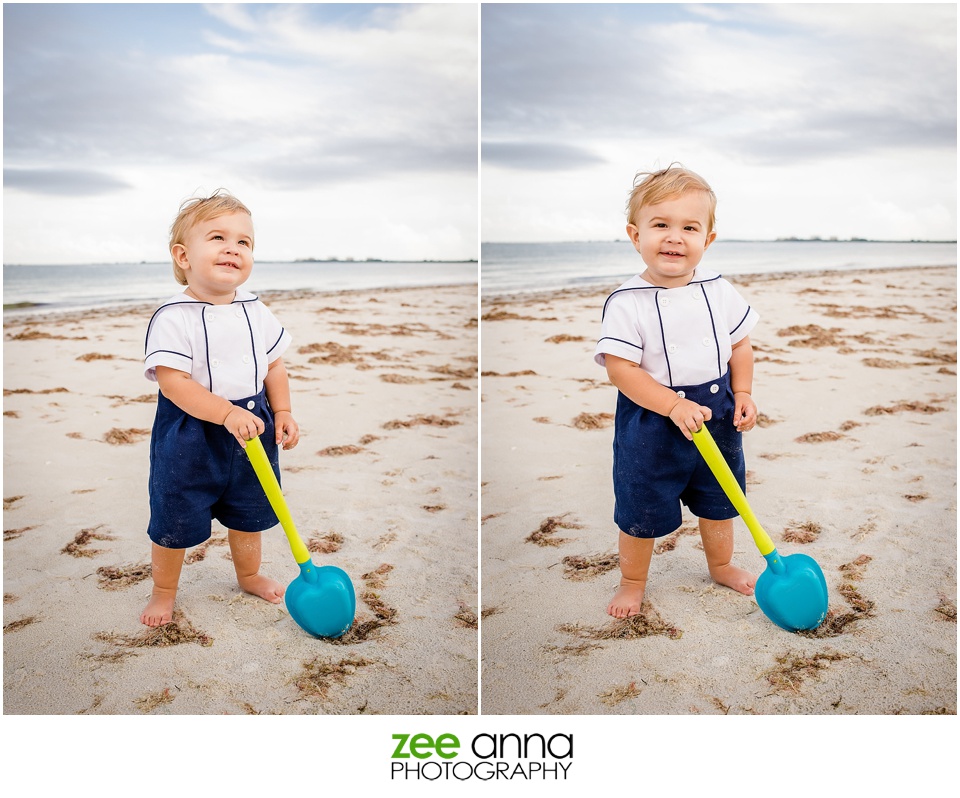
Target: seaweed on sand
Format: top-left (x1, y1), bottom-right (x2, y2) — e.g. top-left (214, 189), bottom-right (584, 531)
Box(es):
top-left (561, 552), bottom-right (619, 581)
top-left (599, 682), bottom-right (642, 707)
top-left (765, 650), bottom-right (848, 694)
top-left (62, 525), bottom-right (115, 558)
top-left (307, 531), bottom-right (344, 554)
top-left (559, 604), bottom-right (682, 641)
top-left (526, 513), bottom-right (582, 547)
top-left (94, 610), bottom-right (213, 649)
top-left (293, 656), bottom-right (376, 699)
top-left (782, 521), bottom-right (822, 544)
top-left (96, 563), bottom-right (152, 590)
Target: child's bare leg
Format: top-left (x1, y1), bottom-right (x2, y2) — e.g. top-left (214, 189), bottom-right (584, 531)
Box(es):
top-left (228, 530), bottom-right (284, 604)
top-left (699, 517), bottom-right (756, 595)
top-left (141, 543), bottom-right (185, 626)
top-left (607, 531), bottom-right (655, 618)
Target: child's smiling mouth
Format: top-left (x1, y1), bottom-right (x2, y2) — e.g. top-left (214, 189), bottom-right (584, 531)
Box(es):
top-left (217, 260), bottom-right (241, 269)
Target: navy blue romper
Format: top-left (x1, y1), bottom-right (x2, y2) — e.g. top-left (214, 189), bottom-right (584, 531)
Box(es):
top-left (144, 292), bottom-right (290, 549)
top-left (595, 270), bottom-right (759, 538)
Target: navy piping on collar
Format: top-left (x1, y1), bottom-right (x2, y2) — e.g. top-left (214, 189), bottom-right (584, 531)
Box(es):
top-left (600, 273), bottom-right (722, 320)
top-left (143, 295), bottom-right (261, 353)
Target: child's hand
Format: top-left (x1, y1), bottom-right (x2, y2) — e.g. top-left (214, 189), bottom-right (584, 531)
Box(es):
top-left (668, 398), bottom-right (712, 441)
top-left (733, 392), bottom-right (758, 432)
top-left (223, 406), bottom-right (266, 448)
top-left (274, 410), bottom-right (300, 450)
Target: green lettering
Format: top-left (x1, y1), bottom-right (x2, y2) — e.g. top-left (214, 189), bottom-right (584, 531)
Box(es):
top-left (391, 734), bottom-right (410, 759)
top-left (409, 733), bottom-right (434, 759)
top-left (435, 733), bottom-right (460, 760)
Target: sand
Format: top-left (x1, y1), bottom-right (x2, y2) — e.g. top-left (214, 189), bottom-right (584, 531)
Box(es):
top-left (3, 283), bottom-right (478, 715)
top-left (480, 266), bottom-right (956, 715)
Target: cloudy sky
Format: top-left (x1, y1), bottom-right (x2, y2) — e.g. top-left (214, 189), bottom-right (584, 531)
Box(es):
top-left (482, 3), bottom-right (957, 243)
top-left (3, 3), bottom-right (478, 265)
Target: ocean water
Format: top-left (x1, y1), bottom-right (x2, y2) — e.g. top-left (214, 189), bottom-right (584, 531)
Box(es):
top-left (481, 240), bottom-right (957, 296)
top-left (2, 259), bottom-right (478, 317)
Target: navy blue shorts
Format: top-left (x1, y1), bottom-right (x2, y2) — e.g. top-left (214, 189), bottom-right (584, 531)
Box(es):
top-left (147, 389), bottom-right (281, 549)
top-left (612, 371), bottom-right (745, 538)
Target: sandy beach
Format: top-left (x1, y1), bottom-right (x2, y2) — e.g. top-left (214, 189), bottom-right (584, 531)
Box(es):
top-left (480, 265), bottom-right (956, 715)
top-left (3, 283), bottom-right (478, 715)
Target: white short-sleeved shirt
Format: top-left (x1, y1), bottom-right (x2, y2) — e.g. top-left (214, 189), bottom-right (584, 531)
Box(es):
top-left (594, 269), bottom-right (758, 387)
top-left (144, 290), bottom-right (292, 400)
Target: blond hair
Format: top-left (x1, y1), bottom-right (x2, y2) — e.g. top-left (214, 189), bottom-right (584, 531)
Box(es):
top-left (626, 164), bottom-right (717, 233)
top-left (169, 190), bottom-right (253, 285)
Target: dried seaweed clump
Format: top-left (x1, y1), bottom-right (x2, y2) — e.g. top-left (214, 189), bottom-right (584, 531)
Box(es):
top-left (96, 563), bottom-right (152, 591)
top-left (103, 427), bottom-right (151, 445)
top-left (307, 532), bottom-right (344, 554)
top-left (382, 414), bottom-right (460, 430)
top-left (837, 554), bottom-right (872, 581)
top-left (561, 552), bottom-right (619, 581)
top-left (599, 682), bottom-right (642, 707)
top-left (361, 563), bottom-right (394, 589)
top-left (572, 412), bottom-right (615, 430)
top-left (293, 656), bottom-right (375, 699)
top-left (4, 616), bottom-right (39, 634)
top-left (795, 431), bottom-right (843, 443)
top-left (765, 650), bottom-right (848, 694)
top-left (782, 521), bottom-right (823, 545)
top-left (454, 603), bottom-right (478, 629)
top-left (934, 596), bottom-right (957, 622)
top-left (546, 334), bottom-right (587, 344)
top-left (559, 605), bottom-right (682, 641)
top-left (94, 610), bottom-right (213, 649)
top-left (62, 525), bottom-right (115, 558)
top-left (864, 401), bottom-right (945, 416)
top-left (317, 444), bottom-right (364, 456)
top-left (134, 688), bottom-right (175, 713)
top-left (526, 513), bottom-right (582, 547)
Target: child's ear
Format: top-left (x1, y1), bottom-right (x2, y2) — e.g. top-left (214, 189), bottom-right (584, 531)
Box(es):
top-left (703, 230), bottom-right (717, 250)
top-left (626, 224), bottom-right (640, 245)
top-left (172, 243), bottom-right (190, 268)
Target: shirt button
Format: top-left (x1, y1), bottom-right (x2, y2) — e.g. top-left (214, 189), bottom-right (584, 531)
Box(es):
top-left (236, 309), bottom-right (244, 318)
top-left (691, 291), bottom-right (701, 300)
top-left (211, 359), bottom-right (220, 368)
top-left (246, 400), bottom-right (255, 410)
top-left (710, 384), bottom-right (720, 394)
top-left (243, 355), bottom-right (251, 364)
top-left (659, 296), bottom-right (670, 307)
top-left (676, 390), bottom-right (686, 399)
top-left (667, 344), bottom-right (678, 354)
top-left (702, 337), bottom-right (712, 347)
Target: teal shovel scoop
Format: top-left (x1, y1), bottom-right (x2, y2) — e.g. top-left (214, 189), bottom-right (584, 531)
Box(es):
top-left (245, 436), bottom-right (356, 638)
top-left (691, 425), bottom-right (828, 632)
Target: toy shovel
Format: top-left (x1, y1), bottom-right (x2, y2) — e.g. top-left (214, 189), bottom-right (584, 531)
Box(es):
top-left (245, 435), bottom-right (356, 638)
top-left (692, 425), bottom-right (828, 632)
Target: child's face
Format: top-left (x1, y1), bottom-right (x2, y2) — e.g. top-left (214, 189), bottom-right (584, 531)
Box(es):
top-left (627, 191), bottom-right (716, 288)
top-left (173, 211), bottom-right (254, 302)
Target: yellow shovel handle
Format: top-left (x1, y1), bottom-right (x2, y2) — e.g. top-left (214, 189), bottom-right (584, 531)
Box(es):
top-left (691, 425), bottom-right (776, 556)
top-left (244, 436), bottom-right (311, 565)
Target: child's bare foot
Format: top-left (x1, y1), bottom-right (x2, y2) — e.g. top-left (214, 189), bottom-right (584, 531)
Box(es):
top-left (238, 573), bottom-right (285, 604)
top-left (607, 579), bottom-right (646, 618)
top-left (709, 564), bottom-right (756, 595)
top-left (141, 590), bottom-right (176, 627)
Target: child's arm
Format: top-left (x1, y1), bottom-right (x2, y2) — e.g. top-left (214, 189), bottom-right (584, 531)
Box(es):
top-left (155, 366), bottom-right (265, 448)
top-left (729, 336), bottom-right (758, 432)
top-left (264, 357), bottom-right (300, 450)
top-left (605, 354), bottom-right (712, 441)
